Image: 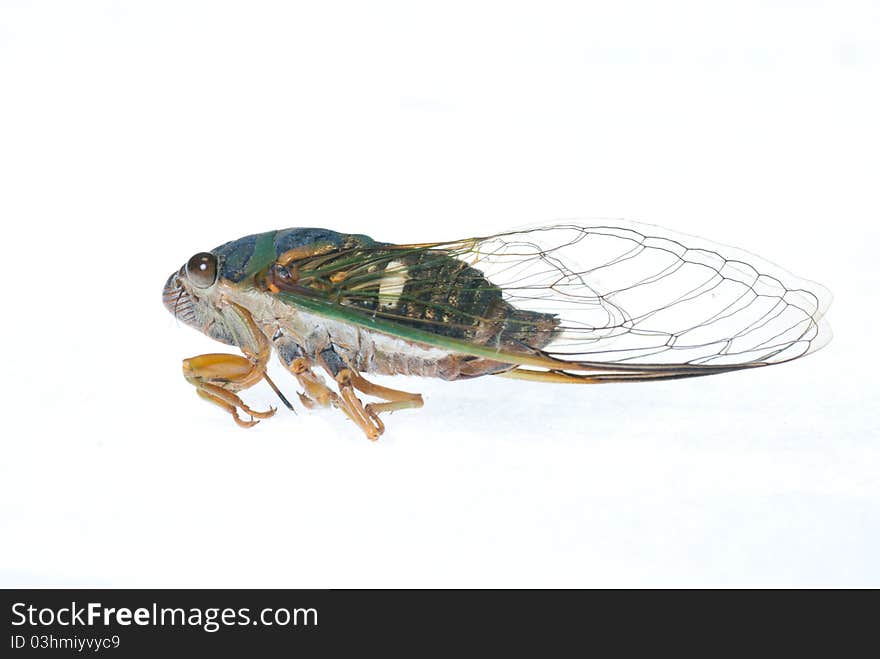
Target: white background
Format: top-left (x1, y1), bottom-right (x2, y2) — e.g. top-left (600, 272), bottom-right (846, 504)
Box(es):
top-left (1, 1), bottom-right (878, 587)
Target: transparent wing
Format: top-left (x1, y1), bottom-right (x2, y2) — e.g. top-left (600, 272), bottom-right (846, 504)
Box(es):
top-left (454, 222), bottom-right (831, 366)
top-left (265, 221), bottom-right (832, 380)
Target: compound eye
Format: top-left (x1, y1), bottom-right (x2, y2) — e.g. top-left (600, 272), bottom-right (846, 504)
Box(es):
top-left (185, 252), bottom-right (218, 288)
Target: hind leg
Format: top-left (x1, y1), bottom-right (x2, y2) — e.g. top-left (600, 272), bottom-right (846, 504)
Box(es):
top-left (317, 347), bottom-right (423, 439)
top-left (347, 370), bottom-right (423, 420)
top-left (274, 336), bottom-right (384, 440)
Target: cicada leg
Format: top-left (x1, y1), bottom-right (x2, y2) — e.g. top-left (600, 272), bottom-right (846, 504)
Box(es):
top-left (318, 347), bottom-right (423, 440)
top-left (286, 355), bottom-right (382, 441)
top-left (181, 300), bottom-right (280, 428)
top-left (182, 353), bottom-right (277, 427)
top-left (196, 386), bottom-right (260, 429)
top-left (272, 334), bottom-right (423, 440)
top-left (346, 370), bottom-right (424, 421)
top-left (270, 334), bottom-right (378, 440)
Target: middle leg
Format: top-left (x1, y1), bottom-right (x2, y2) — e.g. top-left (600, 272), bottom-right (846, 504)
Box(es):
top-left (274, 336), bottom-right (383, 440)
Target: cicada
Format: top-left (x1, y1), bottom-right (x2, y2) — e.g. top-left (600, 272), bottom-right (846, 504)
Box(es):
top-left (162, 222), bottom-right (832, 440)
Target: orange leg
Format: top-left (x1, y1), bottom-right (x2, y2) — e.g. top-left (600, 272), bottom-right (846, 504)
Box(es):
top-left (271, 335), bottom-right (425, 440)
top-left (181, 300), bottom-right (283, 428)
top-left (330, 369), bottom-right (425, 439)
top-left (317, 347), bottom-right (424, 440)
top-left (286, 357), bottom-right (382, 441)
top-left (347, 370), bottom-right (424, 415)
top-left (343, 370), bottom-right (424, 432)
top-left (183, 353), bottom-right (276, 428)
top-left (196, 388), bottom-right (259, 428)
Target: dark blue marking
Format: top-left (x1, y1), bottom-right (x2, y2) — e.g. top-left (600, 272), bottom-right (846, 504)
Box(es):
top-left (212, 228), bottom-right (379, 283)
top-left (274, 337), bottom-right (304, 366)
top-left (213, 231), bottom-right (268, 282)
top-left (274, 228), bottom-right (347, 254)
top-left (272, 228), bottom-right (378, 255)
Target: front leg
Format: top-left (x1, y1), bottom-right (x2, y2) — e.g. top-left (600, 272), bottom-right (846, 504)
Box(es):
top-left (183, 353), bottom-right (276, 427)
top-left (182, 300), bottom-right (281, 428)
